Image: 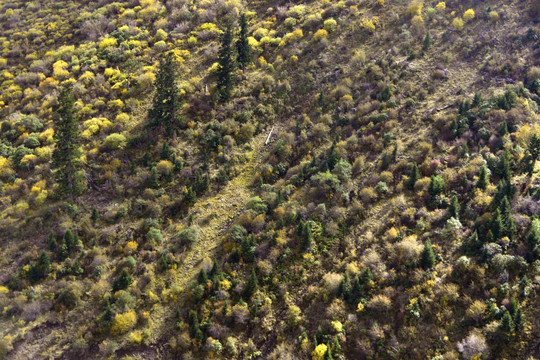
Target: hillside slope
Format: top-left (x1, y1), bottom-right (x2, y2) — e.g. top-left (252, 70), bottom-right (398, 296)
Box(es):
top-left (0, 0), bottom-right (540, 359)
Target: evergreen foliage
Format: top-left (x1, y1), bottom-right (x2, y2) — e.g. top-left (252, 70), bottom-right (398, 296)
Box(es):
top-left (113, 270), bottom-right (133, 292)
top-left (477, 165), bottom-right (489, 189)
top-left (236, 13), bottom-right (252, 72)
top-left (420, 239), bottom-right (435, 269)
top-left (216, 22), bottom-right (235, 102)
top-left (148, 52), bottom-right (182, 137)
top-left (52, 86), bottom-right (83, 199)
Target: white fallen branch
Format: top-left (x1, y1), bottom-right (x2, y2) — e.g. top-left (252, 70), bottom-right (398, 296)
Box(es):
top-left (265, 126), bottom-right (275, 145)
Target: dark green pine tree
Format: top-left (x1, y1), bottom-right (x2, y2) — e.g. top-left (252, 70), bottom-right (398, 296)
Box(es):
top-left (422, 31), bottom-right (432, 51)
top-left (216, 22), bottom-right (235, 102)
top-left (514, 307), bottom-right (524, 331)
top-left (324, 342), bottom-right (333, 360)
top-left (188, 310), bottom-right (203, 340)
top-left (102, 297), bottom-right (113, 324)
top-left (64, 229), bottom-right (75, 251)
top-left (302, 222), bottom-right (313, 251)
top-left (524, 134), bottom-right (540, 176)
top-left (407, 163), bottom-right (420, 190)
top-left (327, 137), bottom-right (340, 171)
top-left (529, 134), bottom-right (540, 164)
top-left (499, 196), bottom-right (517, 240)
top-left (337, 272), bottom-right (352, 304)
top-left (351, 275), bottom-right (362, 302)
top-left (525, 219), bottom-right (540, 258)
top-left (244, 269), bottom-right (258, 298)
top-left (113, 269), bottom-right (133, 292)
top-left (497, 149), bottom-right (513, 182)
top-left (448, 194), bottom-right (460, 219)
top-left (161, 142), bottom-right (173, 160)
top-left (498, 121), bottom-right (509, 136)
top-left (47, 231), bottom-right (57, 251)
top-left (148, 52), bottom-right (182, 137)
top-left (197, 268), bottom-right (208, 284)
top-left (52, 86), bottom-right (83, 200)
top-left (30, 251), bottom-right (51, 282)
top-left (296, 220), bottom-right (305, 237)
top-left (499, 309), bottom-right (514, 332)
top-left (236, 13), bottom-right (252, 72)
top-left (184, 186), bottom-right (197, 205)
top-left (91, 206), bottom-right (99, 225)
top-left (149, 167), bottom-right (159, 189)
top-left (360, 267), bottom-right (373, 286)
top-left (490, 208), bottom-right (505, 240)
top-left (465, 230), bottom-right (481, 255)
top-left (420, 239), bottom-right (435, 269)
top-left (476, 164), bottom-right (489, 189)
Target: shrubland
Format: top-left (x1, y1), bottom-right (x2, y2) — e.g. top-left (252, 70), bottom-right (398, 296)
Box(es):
top-left (0, 0), bottom-right (539, 359)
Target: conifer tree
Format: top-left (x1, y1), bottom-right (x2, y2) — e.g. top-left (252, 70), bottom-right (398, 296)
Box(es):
top-left (327, 137), bottom-right (340, 171)
top-left (498, 121), bottom-right (509, 136)
top-left (47, 231), bottom-right (57, 251)
top-left (490, 208), bottom-right (504, 240)
top-left (236, 13), bottom-right (252, 72)
top-left (148, 52), bottom-right (182, 137)
top-left (420, 239), bottom-right (435, 269)
top-left (407, 163), bottom-right (420, 190)
top-left (91, 206), bottom-right (99, 225)
top-left (497, 149), bottom-right (512, 182)
top-left (477, 164), bottom-right (489, 189)
top-left (448, 194), bottom-right (460, 219)
top-left (296, 220), bottom-right (305, 237)
top-left (149, 167), bottom-right (159, 189)
top-left (113, 269), bottom-right (133, 292)
top-left (244, 269), bottom-right (258, 298)
top-left (216, 22), bottom-right (235, 102)
top-left (302, 222), bottom-right (313, 251)
top-left (422, 31), bottom-right (432, 50)
top-left (338, 272), bottom-right (352, 304)
top-left (64, 229), bottom-right (75, 251)
top-left (184, 186), bottom-right (197, 205)
top-left (52, 86), bottom-right (83, 200)
top-left (524, 134), bottom-right (540, 176)
top-left (525, 219), bottom-right (540, 258)
top-left (324, 343), bottom-right (333, 360)
top-left (30, 251), bottom-right (51, 282)
top-left (188, 310), bottom-right (203, 340)
top-left (351, 275), bottom-right (362, 302)
top-left (198, 268), bottom-right (208, 284)
top-left (161, 142), bottom-right (173, 160)
top-left (499, 310), bottom-right (514, 332)
top-left (499, 196), bottom-right (516, 240)
top-left (514, 307), bottom-right (524, 331)
top-left (360, 267), bottom-right (373, 285)
top-left (464, 230), bottom-right (481, 255)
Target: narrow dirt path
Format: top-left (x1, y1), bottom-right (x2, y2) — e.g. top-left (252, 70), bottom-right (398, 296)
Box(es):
top-left (145, 125), bottom-right (275, 351)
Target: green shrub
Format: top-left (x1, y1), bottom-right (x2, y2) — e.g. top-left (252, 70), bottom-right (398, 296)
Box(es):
top-left (323, 18), bottom-right (337, 32)
top-left (246, 196), bottom-right (268, 214)
top-left (103, 133), bottom-right (127, 150)
top-left (177, 226), bottom-right (200, 246)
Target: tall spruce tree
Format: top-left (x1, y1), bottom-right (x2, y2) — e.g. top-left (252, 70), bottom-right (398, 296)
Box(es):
top-left (244, 268), bottom-right (258, 298)
top-left (524, 134), bottom-right (540, 176)
top-left (448, 194), bottom-right (460, 219)
top-left (477, 164), bottom-right (489, 189)
top-left (407, 163), bottom-right (420, 190)
top-left (216, 22), bottom-right (235, 102)
top-left (148, 52), bottom-right (182, 137)
top-left (52, 86), bottom-right (83, 200)
top-left (236, 13), bottom-right (252, 72)
top-left (499, 196), bottom-right (517, 240)
top-left (420, 239), bottom-right (435, 269)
